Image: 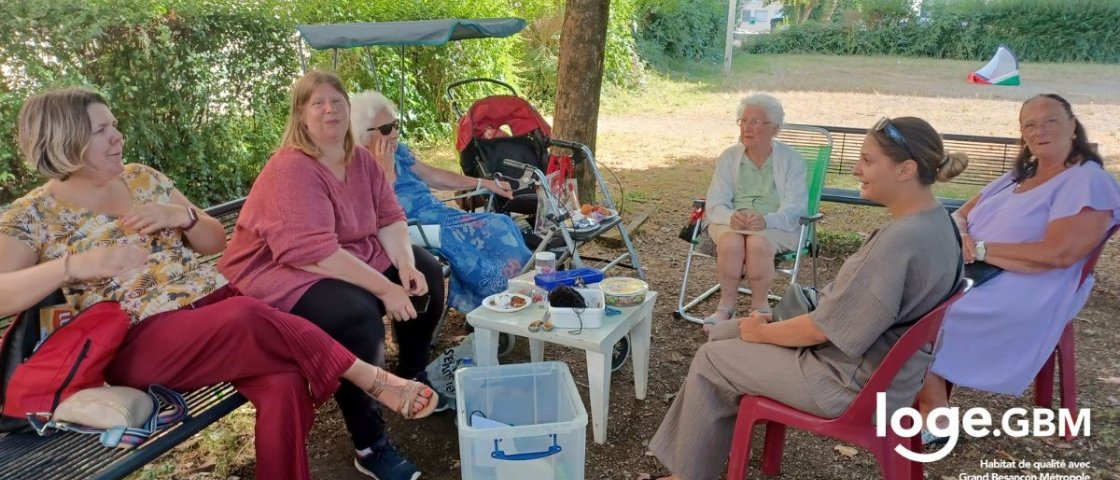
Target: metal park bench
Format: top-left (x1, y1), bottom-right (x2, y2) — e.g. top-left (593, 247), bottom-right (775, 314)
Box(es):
top-left (0, 199), bottom-right (248, 480)
top-left (781, 125), bottom-right (1024, 211)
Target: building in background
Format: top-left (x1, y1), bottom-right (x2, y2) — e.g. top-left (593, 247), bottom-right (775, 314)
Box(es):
top-left (737, 0), bottom-right (784, 34)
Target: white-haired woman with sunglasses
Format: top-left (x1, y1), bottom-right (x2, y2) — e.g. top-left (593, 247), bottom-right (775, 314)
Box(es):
top-left (641, 117), bottom-right (967, 480)
top-left (917, 94), bottom-right (1120, 445)
top-left (350, 90), bottom-right (532, 314)
top-left (702, 93), bottom-right (808, 331)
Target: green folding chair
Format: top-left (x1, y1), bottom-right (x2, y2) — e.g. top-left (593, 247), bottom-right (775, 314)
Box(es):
top-left (676, 125), bottom-right (833, 324)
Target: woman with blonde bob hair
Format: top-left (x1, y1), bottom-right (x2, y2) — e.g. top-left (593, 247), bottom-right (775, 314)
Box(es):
top-left (0, 88), bottom-right (437, 480)
top-left (220, 71), bottom-right (444, 480)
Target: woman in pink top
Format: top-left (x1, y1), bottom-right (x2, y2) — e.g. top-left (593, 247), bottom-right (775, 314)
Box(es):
top-left (0, 88), bottom-right (436, 480)
top-left (219, 71), bottom-right (445, 480)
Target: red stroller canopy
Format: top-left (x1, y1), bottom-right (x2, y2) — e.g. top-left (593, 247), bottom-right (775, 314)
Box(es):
top-left (455, 95), bottom-right (552, 152)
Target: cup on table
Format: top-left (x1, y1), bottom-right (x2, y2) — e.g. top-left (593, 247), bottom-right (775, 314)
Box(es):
top-left (535, 251), bottom-right (557, 276)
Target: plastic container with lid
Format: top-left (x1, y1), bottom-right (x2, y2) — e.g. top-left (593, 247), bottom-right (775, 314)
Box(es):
top-left (533, 267), bottom-right (604, 291)
top-left (455, 362), bottom-right (587, 480)
top-left (598, 277), bottom-right (650, 307)
top-left (547, 288), bottom-right (605, 329)
top-left (534, 251), bottom-right (557, 275)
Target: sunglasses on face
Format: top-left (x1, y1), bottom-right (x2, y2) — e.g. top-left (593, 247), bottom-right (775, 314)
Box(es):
top-left (367, 120), bottom-right (399, 135)
top-left (873, 117), bottom-right (916, 160)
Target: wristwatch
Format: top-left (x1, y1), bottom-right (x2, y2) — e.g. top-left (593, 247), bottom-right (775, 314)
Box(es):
top-left (975, 240), bottom-right (987, 262)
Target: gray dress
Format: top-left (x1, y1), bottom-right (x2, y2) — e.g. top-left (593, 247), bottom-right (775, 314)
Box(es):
top-left (649, 207), bottom-right (960, 480)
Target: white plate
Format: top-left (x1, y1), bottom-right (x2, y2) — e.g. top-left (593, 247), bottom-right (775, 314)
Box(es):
top-left (482, 293), bottom-right (533, 313)
top-left (587, 207), bottom-right (619, 222)
top-left (567, 208), bottom-right (618, 233)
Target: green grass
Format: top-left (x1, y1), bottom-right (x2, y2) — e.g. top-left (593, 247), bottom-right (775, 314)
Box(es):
top-left (602, 52), bottom-right (1120, 117)
top-left (126, 406), bottom-right (256, 479)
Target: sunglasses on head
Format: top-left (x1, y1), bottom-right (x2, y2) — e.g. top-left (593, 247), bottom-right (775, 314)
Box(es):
top-left (367, 120), bottom-right (399, 135)
top-left (873, 117), bottom-right (916, 160)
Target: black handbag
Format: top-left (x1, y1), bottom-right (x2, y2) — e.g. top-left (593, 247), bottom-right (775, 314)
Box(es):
top-left (964, 261), bottom-right (1003, 286)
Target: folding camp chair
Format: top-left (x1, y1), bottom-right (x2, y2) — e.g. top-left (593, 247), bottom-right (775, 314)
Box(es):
top-left (676, 125), bottom-right (833, 323)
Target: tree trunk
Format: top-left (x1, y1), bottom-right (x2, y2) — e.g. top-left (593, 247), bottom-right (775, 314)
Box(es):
top-left (553, 0), bottom-right (611, 204)
top-left (825, 0), bottom-right (841, 21)
top-left (798, 0), bottom-right (820, 23)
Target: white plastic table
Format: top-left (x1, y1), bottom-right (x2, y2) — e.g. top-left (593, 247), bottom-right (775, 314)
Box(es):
top-left (466, 289), bottom-right (657, 444)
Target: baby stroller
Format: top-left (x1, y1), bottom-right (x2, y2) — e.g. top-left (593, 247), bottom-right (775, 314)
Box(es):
top-left (448, 78), bottom-right (646, 280)
top-left (450, 78), bottom-right (548, 218)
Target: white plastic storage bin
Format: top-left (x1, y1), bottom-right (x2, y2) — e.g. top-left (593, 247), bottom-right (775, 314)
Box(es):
top-left (548, 288), bottom-right (605, 329)
top-left (455, 362), bottom-right (588, 480)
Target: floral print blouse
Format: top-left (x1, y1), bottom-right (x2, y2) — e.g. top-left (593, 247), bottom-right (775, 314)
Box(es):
top-left (0, 164), bottom-right (226, 324)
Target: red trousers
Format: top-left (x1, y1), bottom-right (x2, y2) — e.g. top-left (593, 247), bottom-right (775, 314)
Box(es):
top-left (106, 286), bottom-right (357, 480)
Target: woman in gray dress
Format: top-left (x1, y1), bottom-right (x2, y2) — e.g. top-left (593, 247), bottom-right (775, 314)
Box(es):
top-left (643, 117), bottom-right (968, 480)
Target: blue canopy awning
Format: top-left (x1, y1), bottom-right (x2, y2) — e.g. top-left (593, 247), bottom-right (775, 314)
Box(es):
top-left (296, 18), bottom-right (527, 50)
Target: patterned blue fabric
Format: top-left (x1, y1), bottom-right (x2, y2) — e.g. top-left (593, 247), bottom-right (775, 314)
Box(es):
top-left (392, 144), bottom-right (532, 311)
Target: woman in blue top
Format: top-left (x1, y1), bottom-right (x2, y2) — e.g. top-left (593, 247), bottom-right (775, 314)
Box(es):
top-left (350, 91), bottom-right (533, 312)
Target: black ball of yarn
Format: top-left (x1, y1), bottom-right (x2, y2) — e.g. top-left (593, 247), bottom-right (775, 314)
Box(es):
top-left (548, 285), bottom-right (586, 309)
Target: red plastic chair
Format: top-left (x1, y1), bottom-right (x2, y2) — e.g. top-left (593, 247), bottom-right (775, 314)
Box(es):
top-left (944, 225), bottom-right (1116, 441)
top-left (1023, 225), bottom-right (1115, 440)
top-left (726, 279), bottom-right (973, 480)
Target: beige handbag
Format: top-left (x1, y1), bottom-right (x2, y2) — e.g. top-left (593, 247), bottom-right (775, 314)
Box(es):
top-left (53, 386), bottom-right (154, 429)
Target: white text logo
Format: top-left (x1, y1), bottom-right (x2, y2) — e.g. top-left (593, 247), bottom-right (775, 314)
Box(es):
top-left (875, 392), bottom-right (1091, 462)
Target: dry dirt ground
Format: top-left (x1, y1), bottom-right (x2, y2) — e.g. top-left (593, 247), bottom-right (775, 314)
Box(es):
top-left (137, 54), bottom-right (1120, 480)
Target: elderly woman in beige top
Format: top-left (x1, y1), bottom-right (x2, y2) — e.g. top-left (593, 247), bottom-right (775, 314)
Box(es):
top-left (703, 93), bottom-right (807, 330)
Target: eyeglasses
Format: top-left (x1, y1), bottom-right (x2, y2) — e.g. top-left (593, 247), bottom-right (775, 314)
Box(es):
top-left (737, 118), bottom-right (772, 128)
top-left (367, 120), bottom-right (399, 135)
top-left (1021, 117), bottom-right (1070, 134)
top-left (873, 117), bottom-right (916, 160)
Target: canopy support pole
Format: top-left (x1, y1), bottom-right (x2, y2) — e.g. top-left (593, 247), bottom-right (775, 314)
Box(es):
top-left (399, 45), bottom-right (406, 132)
top-left (297, 35), bottom-right (308, 73)
top-left (362, 47), bottom-right (382, 92)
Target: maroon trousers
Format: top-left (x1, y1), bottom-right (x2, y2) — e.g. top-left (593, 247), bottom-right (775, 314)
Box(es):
top-left (106, 286), bottom-right (357, 480)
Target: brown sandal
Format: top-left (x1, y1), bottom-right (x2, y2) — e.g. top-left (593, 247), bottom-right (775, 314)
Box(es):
top-left (365, 368), bottom-right (439, 419)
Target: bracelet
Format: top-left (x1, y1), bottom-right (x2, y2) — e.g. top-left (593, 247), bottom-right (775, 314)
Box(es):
top-left (62, 252), bottom-right (73, 283)
top-left (181, 206), bottom-right (199, 231)
top-left (476, 178), bottom-right (483, 191)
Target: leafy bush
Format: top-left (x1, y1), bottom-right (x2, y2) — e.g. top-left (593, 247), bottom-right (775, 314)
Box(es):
top-left (746, 0), bottom-right (1120, 63)
top-left (1, 0), bottom-right (297, 206)
top-left (634, 0), bottom-right (728, 63)
top-left (1, 0), bottom-right (644, 205)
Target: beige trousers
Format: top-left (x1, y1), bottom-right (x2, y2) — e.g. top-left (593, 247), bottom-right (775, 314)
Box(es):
top-left (648, 321), bottom-right (829, 480)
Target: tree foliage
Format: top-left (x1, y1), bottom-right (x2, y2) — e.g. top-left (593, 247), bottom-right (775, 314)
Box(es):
top-left (633, 0), bottom-right (728, 62)
top-left (747, 0), bottom-right (1120, 64)
top-left (0, 0), bottom-right (643, 205)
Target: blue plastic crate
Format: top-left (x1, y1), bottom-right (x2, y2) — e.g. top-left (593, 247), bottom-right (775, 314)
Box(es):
top-left (533, 267), bottom-right (604, 291)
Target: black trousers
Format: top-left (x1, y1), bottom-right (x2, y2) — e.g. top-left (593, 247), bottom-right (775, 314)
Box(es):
top-left (290, 245), bottom-right (444, 449)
